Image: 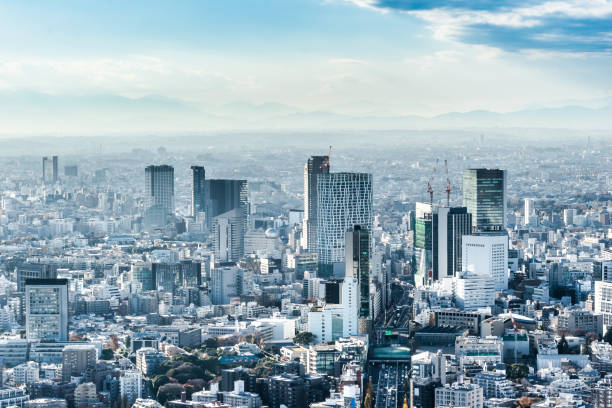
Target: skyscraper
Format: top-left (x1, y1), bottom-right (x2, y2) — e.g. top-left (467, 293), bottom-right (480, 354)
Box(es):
top-left (204, 179), bottom-right (248, 226)
top-left (212, 208), bottom-right (245, 263)
top-left (436, 206), bottom-right (472, 279)
top-left (17, 263), bottom-right (58, 292)
top-left (191, 166), bottom-right (206, 217)
top-left (303, 156), bottom-right (329, 253)
top-left (462, 234), bottom-right (509, 291)
top-left (25, 278), bottom-right (69, 342)
top-left (144, 165), bottom-right (174, 228)
top-left (317, 172), bottom-right (372, 277)
top-left (414, 202), bottom-right (433, 286)
top-left (462, 168), bottom-right (506, 232)
top-left (345, 225), bottom-right (370, 320)
top-left (42, 156), bottom-right (58, 184)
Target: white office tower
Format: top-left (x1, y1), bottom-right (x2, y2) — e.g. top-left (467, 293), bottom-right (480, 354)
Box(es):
top-left (462, 234), bottom-right (508, 291)
top-left (317, 172), bottom-right (372, 277)
top-left (454, 272), bottom-right (495, 310)
top-left (210, 265), bottom-right (239, 305)
top-left (342, 277), bottom-right (359, 337)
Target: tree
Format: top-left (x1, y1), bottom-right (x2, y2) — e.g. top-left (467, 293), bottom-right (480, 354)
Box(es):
top-left (101, 348), bottom-right (115, 360)
top-left (152, 375), bottom-right (171, 393)
top-left (507, 363), bottom-right (529, 381)
top-left (557, 335), bottom-right (570, 354)
top-left (253, 357), bottom-right (276, 378)
top-left (204, 337), bottom-right (219, 349)
top-left (363, 379), bottom-right (374, 408)
top-left (157, 383), bottom-right (184, 405)
top-left (294, 331), bottom-right (316, 346)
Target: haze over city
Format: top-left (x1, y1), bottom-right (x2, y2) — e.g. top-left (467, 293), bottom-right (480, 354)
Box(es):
top-left (0, 3), bottom-right (611, 408)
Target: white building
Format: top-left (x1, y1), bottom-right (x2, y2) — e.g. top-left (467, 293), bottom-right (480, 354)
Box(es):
top-left (341, 277), bottom-right (359, 337)
top-left (594, 280), bottom-right (612, 329)
top-left (317, 172), bottom-right (372, 273)
top-left (251, 316), bottom-right (295, 341)
top-left (120, 370), bottom-right (142, 404)
top-left (435, 382), bottom-right (483, 408)
top-left (13, 362), bottom-right (39, 386)
top-left (454, 272), bottom-right (495, 311)
top-left (462, 234), bottom-right (509, 291)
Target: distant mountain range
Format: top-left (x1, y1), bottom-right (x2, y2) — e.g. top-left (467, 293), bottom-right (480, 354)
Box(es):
top-left (0, 91), bottom-right (611, 135)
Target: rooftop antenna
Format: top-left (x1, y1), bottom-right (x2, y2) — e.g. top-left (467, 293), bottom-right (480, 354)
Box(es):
top-left (445, 159), bottom-right (451, 207)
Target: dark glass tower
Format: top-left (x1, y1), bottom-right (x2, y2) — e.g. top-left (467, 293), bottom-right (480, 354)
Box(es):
top-left (345, 225), bottom-right (370, 319)
top-left (303, 156), bottom-right (329, 253)
top-left (462, 168), bottom-right (506, 232)
top-left (204, 179), bottom-right (248, 227)
top-left (191, 166), bottom-right (206, 217)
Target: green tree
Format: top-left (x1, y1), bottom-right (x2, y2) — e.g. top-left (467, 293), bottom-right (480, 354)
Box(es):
top-left (152, 375), bottom-right (171, 393)
top-left (157, 383), bottom-right (184, 405)
top-left (253, 357), bottom-right (276, 378)
top-left (557, 335), bottom-right (570, 354)
top-left (204, 337), bottom-right (219, 349)
top-left (507, 363), bottom-right (529, 381)
top-left (101, 348), bottom-right (114, 360)
top-left (294, 331), bottom-right (316, 346)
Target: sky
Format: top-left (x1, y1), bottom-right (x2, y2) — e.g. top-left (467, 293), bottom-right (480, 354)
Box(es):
top-left (1, 0), bottom-right (612, 134)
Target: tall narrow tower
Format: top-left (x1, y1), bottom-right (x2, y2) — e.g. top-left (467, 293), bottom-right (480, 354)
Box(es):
top-left (303, 155), bottom-right (329, 253)
top-left (191, 166), bottom-right (206, 217)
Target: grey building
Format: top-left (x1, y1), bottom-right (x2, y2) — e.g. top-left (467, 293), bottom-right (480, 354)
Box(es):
top-left (190, 166), bottom-right (206, 217)
top-left (25, 279), bottom-right (69, 342)
top-left (144, 165), bottom-right (174, 228)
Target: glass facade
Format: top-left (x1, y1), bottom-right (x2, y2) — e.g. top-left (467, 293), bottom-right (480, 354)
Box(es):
top-left (462, 169), bottom-right (506, 232)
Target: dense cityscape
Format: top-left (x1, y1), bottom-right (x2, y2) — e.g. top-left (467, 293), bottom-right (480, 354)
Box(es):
top-left (0, 137), bottom-right (608, 408)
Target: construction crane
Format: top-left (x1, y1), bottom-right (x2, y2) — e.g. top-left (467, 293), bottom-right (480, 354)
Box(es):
top-left (445, 159), bottom-right (451, 207)
top-left (426, 159), bottom-right (439, 205)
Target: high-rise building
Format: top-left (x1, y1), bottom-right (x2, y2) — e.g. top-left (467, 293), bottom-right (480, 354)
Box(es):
top-left (345, 225), bottom-right (370, 320)
top-left (210, 265), bottom-right (239, 305)
top-left (414, 202), bottom-right (433, 286)
top-left (204, 179), bottom-right (248, 227)
top-left (212, 209), bottom-right (245, 263)
top-left (462, 234), bottom-right (509, 291)
top-left (62, 345), bottom-right (97, 381)
top-left (317, 172), bottom-right (372, 277)
top-left (436, 206), bottom-right (472, 279)
top-left (153, 261), bottom-right (202, 293)
top-left (341, 277), bottom-right (359, 336)
top-left (64, 165), bottom-right (78, 177)
top-left (42, 156), bottom-right (58, 184)
top-left (130, 263), bottom-right (154, 292)
top-left (191, 166), bottom-right (206, 217)
top-left (25, 279), bottom-right (69, 342)
top-left (144, 165), bottom-right (174, 228)
top-left (462, 168), bottom-right (506, 232)
top-left (303, 156), bottom-right (330, 253)
top-left (17, 263), bottom-right (58, 292)
top-left (120, 370), bottom-right (142, 404)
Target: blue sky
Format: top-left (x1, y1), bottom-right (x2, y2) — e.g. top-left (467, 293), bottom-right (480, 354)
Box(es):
top-left (0, 0), bottom-right (611, 133)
